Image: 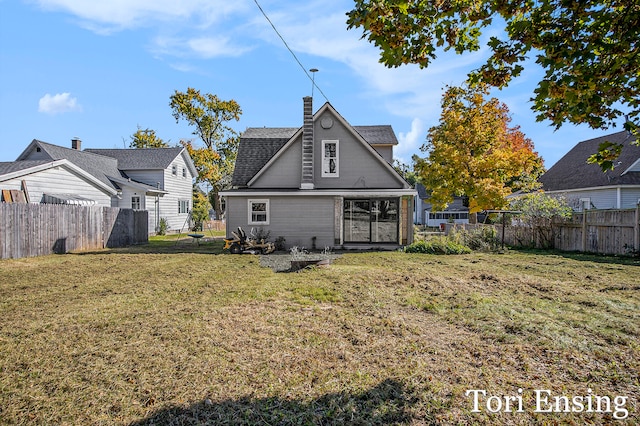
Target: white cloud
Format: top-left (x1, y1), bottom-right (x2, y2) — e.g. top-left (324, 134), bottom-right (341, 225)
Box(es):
top-left (396, 118), bottom-right (425, 164)
top-left (152, 36), bottom-right (252, 59)
top-left (32, 0), bottom-right (247, 32)
top-left (38, 93), bottom-right (82, 115)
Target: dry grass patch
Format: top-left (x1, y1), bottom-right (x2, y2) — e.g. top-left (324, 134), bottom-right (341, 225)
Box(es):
top-left (0, 244), bottom-right (638, 424)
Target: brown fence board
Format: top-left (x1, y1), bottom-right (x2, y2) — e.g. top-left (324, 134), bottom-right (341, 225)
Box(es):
top-left (1, 204), bottom-right (148, 259)
top-left (448, 207), bottom-right (640, 256)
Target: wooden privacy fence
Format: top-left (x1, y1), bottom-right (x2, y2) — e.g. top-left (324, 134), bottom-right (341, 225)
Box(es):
top-left (0, 204), bottom-right (148, 259)
top-left (446, 207), bottom-right (640, 256)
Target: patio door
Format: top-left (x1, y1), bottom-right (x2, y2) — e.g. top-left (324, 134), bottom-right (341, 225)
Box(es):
top-left (344, 198), bottom-right (398, 243)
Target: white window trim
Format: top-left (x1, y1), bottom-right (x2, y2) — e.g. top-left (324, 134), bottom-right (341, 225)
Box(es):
top-left (321, 140), bottom-right (339, 178)
top-left (248, 199), bottom-right (270, 225)
top-left (172, 164), bottom-right (177, 176)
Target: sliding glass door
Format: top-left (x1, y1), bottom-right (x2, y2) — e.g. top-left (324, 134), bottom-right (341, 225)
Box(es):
top-left (344, 198), bottom-right (398, 243)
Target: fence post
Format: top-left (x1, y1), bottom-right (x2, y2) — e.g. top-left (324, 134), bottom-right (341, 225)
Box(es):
top-left (581, 210), bottom-right (587, 252)
top-left (633, 200), bottom-right (640, 252)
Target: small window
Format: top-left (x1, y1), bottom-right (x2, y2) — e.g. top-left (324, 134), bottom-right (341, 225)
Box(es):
top-left (248, 199), bottom-right (269, 225)
top-left (131, 196), bottom-right (141, 210)
top-left (178, 200), bottom-right (189, 214)
top-left (172, 164), bottom-right (177, 176)
top-left (322, 140), bottom-right (339, 177)
top-left (182, 167), bottom-right (187, 178)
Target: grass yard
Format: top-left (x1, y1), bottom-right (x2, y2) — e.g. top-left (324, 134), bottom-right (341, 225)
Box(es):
top-left (0, 238), bottom-right (638, 425)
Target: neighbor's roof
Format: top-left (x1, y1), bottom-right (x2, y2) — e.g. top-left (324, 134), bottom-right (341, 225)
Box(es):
top-left (85, 147), bottom-right (187, 170)
top-left (17, 140), bottom-right (123, 189)
top-left (233, 125), bottom-right (399, 187)
top-left (0, 160), bottom-right (52, 175)
top-left (539, 131), bottom-right (640, 191)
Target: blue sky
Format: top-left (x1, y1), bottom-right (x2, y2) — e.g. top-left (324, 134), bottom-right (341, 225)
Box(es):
top-left (0, 0), bottom-right (618, 168)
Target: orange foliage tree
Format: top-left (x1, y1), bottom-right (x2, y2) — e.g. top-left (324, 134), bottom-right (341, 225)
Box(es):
top-left (415, 85), bottom-right (544, 216)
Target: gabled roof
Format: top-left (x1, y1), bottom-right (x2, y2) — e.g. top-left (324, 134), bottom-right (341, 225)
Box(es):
top-left (232, 109), bottom-right (403, 187)
top-left (17, 140), bottom-right (123, 190)
top-left (85, 147), bottom-right (197, 177)
top-left (539, 131), bottom-right (640, 191)
top-left (0, 160), bottom-right (52, 175)
top-left (0, 158), bottom-right (118, 195)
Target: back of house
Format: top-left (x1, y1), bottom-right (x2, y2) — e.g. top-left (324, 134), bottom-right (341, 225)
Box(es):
top-left (221, 97), bottom-right (415, 250)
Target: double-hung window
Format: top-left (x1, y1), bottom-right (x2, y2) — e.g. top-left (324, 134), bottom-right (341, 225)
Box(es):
top-left (131, 196), bottom-right (141, 210)
top-left (248, 199), bottom-right (269, 225)
top-left (178, 200), bottom-right (189, 214)
top-left (322, 140), bottom-right (339, 177)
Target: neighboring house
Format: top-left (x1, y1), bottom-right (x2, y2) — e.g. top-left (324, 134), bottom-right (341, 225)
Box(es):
top-left (539, 131), bottom-right (640, 210)
top-left (220, 97), bottom-right (416, 249)
top-left (2, 138), bottom-right (197, 233)
top-left (414, 183), bottom-right (469, 227)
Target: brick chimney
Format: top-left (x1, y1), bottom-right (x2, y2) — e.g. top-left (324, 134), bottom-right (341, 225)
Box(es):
top-left (71, 137), bottom-right (81, 150)
top-left (300, 96), bottom-right (314, 189)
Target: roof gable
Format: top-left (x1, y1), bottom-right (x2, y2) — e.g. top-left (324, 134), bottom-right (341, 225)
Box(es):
top-left (233, 102), bottom-right (408, 189)
top-left (539, 131), bottom-right (640, 191)
top-left (17, 140), bottom-right (122, 190)
top-left (0, 159), bottom-right (117, 195)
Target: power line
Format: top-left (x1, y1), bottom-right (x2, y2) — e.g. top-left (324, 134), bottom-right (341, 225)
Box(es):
top-left (252, 0), bottom-right (330, 103)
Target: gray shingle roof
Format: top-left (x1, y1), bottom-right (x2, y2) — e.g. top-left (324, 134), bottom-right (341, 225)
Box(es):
top-left (0, 160), bottom-right (52, 175)
top-left (20, 140), bottom-right (123, 189)
top-left (353, 125), bottom-right (398, 145)
top-left (233, 124), bottom-right (399, 187)
top-left (85, 147), bottom-right (185, 171)
top-left (539, 131), bottom-right (640, 191)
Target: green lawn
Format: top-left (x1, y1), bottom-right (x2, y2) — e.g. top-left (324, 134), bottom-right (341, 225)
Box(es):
top-left (1, 239), bottom-right (638, 424)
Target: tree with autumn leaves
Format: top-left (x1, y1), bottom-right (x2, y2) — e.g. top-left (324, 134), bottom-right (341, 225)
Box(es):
top-left (169, 88), bottom-right (242, 219)
top-left (415, 85), bottom-right (544, 218)
top-left (347, 0), bottom-right (639, 169)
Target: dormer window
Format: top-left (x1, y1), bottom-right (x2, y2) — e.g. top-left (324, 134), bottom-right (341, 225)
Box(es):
top-left (322, 140), bottom-right (339, 177)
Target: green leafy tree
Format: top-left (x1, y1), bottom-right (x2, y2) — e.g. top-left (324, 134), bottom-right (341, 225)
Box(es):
top-left (190, 186), bottom-right (211, 231)
top-left (415, 85), bottom-right (544, 216)
top-left (347, 1), bottom-right (640, 168)
top-left (169, 88), bottom-right (242, 218)
top-left (510, 191), bottom-right (573, 248)
top-left (129, 125), bottom-right (169, 148)
top-left (392, 159), bottom-right (418, 187)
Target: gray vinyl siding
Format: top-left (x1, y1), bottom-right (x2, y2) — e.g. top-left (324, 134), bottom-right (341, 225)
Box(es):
top-left (1, 166), bottom-right (112, 205)
top-left (621, 187), bottom-right (640, 207)
top-left (564, 188), bottom-right (619, 209)
top-left (252, 110), bottom-right (402, 190)
top-left (312, 110), bottom-right (400, 189)
top-left (251, 138), bottom-right (302, 188)
top-left (371, 145), bottom-right (393, 163)
top-left (226, 196), bottom-right (335, 249)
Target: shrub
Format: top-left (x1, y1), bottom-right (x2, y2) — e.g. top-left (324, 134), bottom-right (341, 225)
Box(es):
top-left (450, 226), bottom-right (500, 251)
top-left (404, 237), bottom-right (471, 255)
top-left (157, 218), bottom-right (169, 235)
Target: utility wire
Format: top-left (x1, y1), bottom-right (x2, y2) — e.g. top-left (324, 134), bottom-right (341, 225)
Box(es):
top-left (252, 0), bottom-right (330, 103)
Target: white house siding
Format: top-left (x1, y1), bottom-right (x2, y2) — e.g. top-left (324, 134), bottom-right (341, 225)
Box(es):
top-left (226, 196), bottom-right (335, 249)
top-left (160, 158), bottom-right (193, 232)
top-left (1, 166), bottom-right (112, 206)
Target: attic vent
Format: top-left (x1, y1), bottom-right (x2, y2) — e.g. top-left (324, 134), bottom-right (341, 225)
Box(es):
top-left (36, 147), bottom-right (41, 152)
